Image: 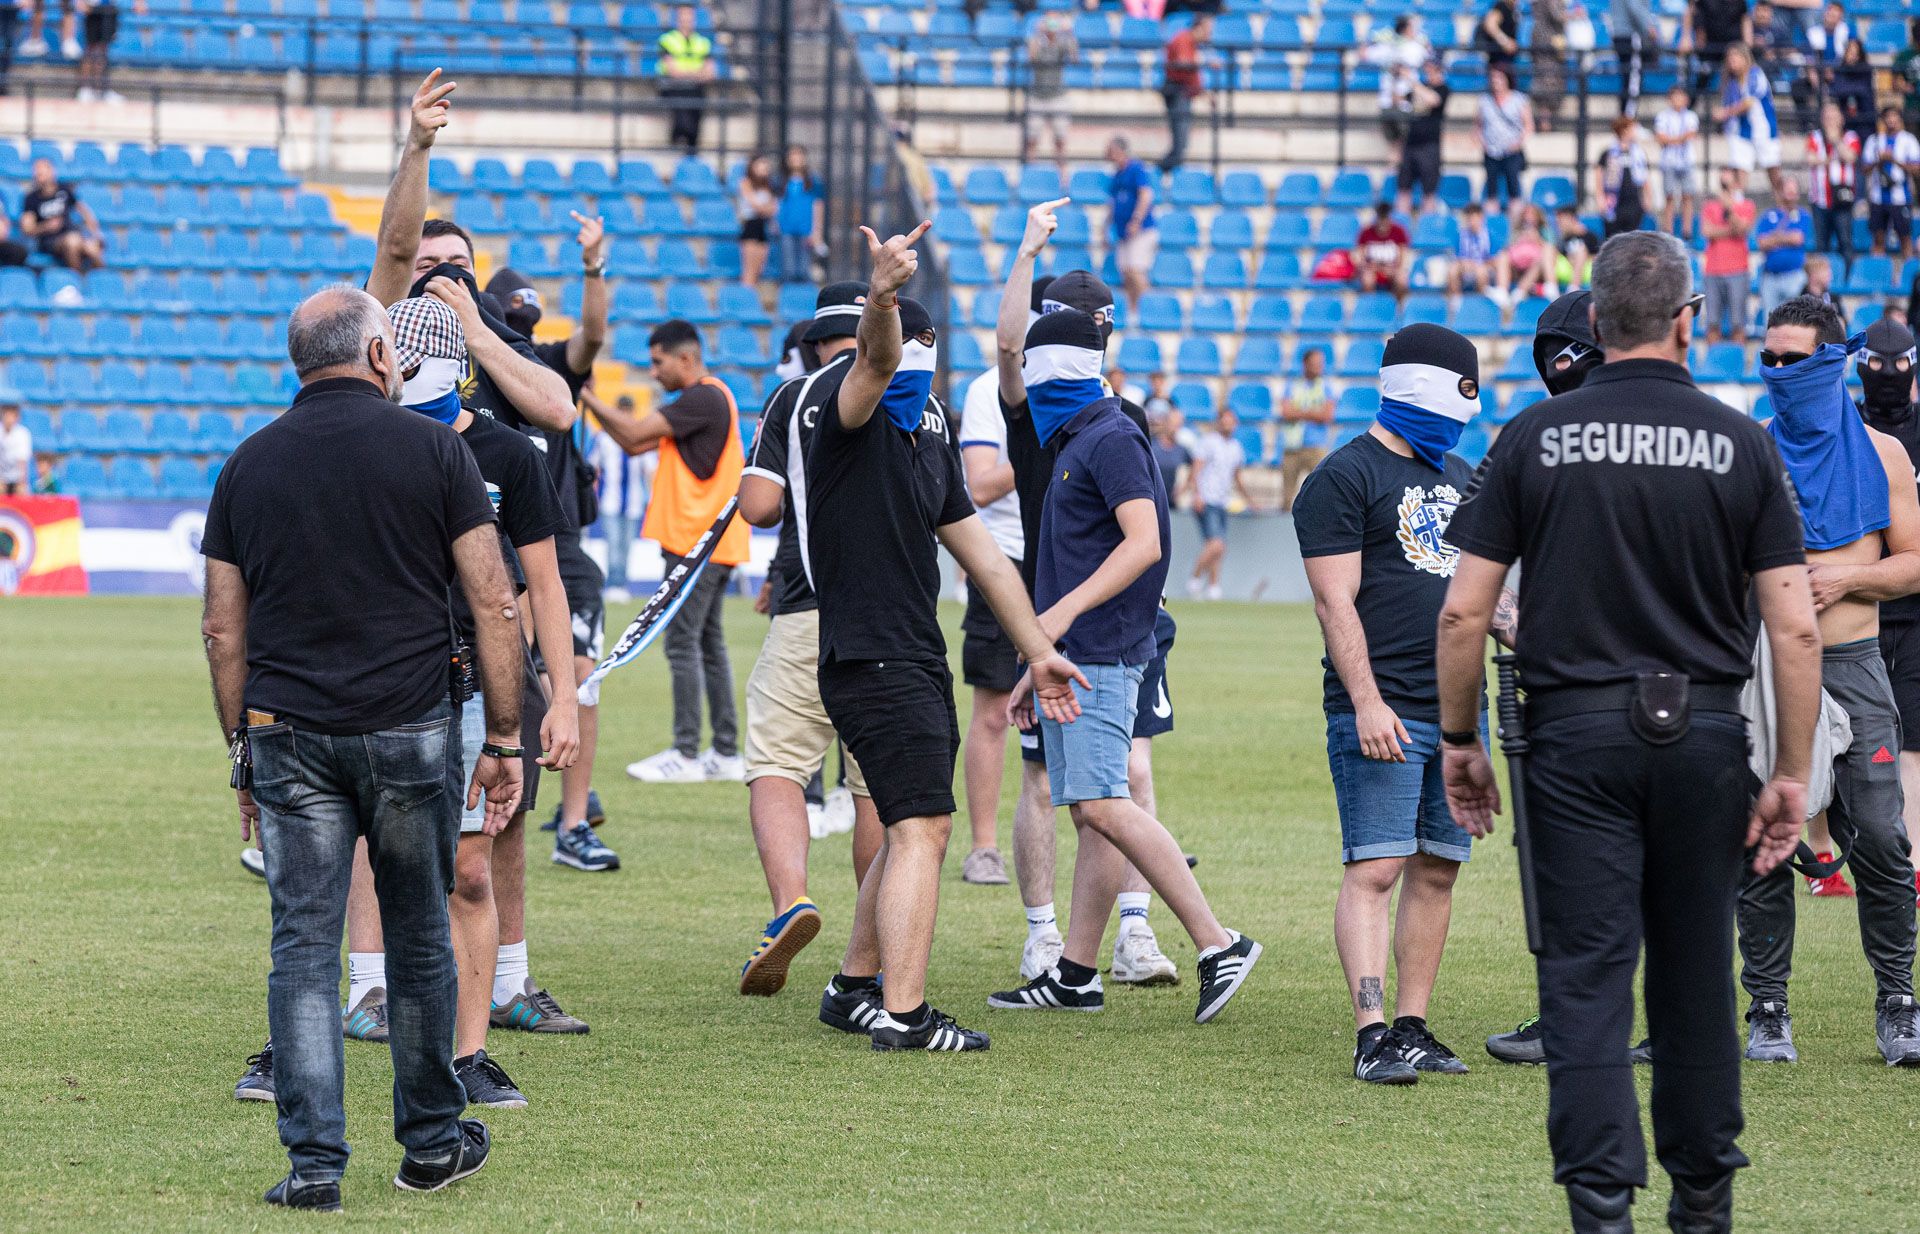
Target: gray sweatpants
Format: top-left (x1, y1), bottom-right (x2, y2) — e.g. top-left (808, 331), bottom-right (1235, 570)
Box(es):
top-left (1739, 638), bottom-right (1918, 1007)
top-left (663, 551), bottom-right (738, 760)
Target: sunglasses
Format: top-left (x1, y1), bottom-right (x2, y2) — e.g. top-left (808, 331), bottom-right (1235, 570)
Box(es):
top-left (1759, 349), bottom-right (1814, 369)
top-left (1674, 293), bottom-right (1705, 319)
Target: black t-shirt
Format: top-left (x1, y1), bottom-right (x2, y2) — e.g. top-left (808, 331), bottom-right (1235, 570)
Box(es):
top-left (1294, 432), bottom-right (1479, 720)
top-left (805, 386), bottom-right (968, 664)
top-left (200, 377), bottom-right (497, 735)
top-left (451, 411), bottom-right (569, 644)
top-left (1691, 0), bottom-right (1746, 50)
top-left (743, 351), bottom-right (856, 616)
top-left (1864, 400), bottom-right (1920, 625)
top-left (1447, 359), bottom-right (1806, 694)
top-left (662, 380), bottom-right (734, 481)
top-left (22, 182), bottom-right (79, 235)
top-left (1407, 83), bottom-right (1450, 147)
top-left (533, 338), bottom-right (591, 403)
top-left (478, 332), bottom-right (583, 535)
top-left (1001, 389), bottom-right (1150, 593)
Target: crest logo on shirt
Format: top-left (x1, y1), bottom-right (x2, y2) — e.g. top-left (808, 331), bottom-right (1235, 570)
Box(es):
top-left (1396, 484), bottom-right (1462, 577)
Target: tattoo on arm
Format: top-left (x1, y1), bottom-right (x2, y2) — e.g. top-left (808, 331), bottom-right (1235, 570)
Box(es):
top-left (1490, 587), bottom-right (1519, 648)
top-left (1356, 977), bottom-right (1385, 1013)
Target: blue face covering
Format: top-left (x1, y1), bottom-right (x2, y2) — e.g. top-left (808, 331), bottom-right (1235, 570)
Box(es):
top-left (879, 339), bottom-right (937, 432)
top-left (407, 387), bottom-right (463, 425)
top-left (1376, 397), bottom-right (1467, 471)
top-left (1765, 334), bottom-right (1886, 550)
top-left (1022, 341), bottom-right (1107, 446)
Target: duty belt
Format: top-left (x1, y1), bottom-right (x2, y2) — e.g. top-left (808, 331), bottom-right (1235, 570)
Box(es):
top-left (1526, 682), bottom-right (1744, 728)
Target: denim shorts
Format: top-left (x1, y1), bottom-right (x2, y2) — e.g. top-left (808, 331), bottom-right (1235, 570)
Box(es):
top-left (1041, 661), bottom-right (1144, 806)
top-left (1326, 710), bottom-right (1475, 864)
top-left (1195, 503), bottom-right (1228, 542)
top-left (457, 693), bottom-right (486, 834)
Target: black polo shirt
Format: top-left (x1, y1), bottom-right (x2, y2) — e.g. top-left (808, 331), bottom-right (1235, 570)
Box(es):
top-left (200, 377), bottom-right (497, 735)
top-left (805, 386), bottom-right (969, 664)
top-left (452, 410), bottom-right (569, 644)
top-left (743, 350), bottom-right (856, 616)
top-left (1447, 359), bottom-right (1805, 693)
top-left (1035, 398), bottom-right (1171, 665)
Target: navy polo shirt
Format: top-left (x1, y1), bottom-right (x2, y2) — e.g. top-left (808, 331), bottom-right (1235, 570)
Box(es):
top-left (1035, 398), bottom-right (1172, 665)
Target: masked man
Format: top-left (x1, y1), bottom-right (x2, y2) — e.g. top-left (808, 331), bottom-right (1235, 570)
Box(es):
top-left (1861, 321), bottom-right (1920, 887)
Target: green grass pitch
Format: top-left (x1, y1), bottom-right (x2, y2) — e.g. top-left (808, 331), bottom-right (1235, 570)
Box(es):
top-left (2, 596), bottom-right (1915, 1231)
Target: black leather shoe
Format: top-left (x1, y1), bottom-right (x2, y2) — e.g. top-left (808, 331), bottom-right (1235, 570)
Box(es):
top-left (263, 1173), bottom-right (342, 1211)
top-left (394, 1118), bottom-right (490, 1192)
top-left (1568, 1183), bottom-right (1635, 1233)
top-left (1667, 1173), bottom-right (1733, 1234)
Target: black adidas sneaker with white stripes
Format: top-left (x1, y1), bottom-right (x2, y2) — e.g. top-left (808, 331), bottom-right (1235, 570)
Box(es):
top-left (987, 967), bottom-right (1105, 1011)
top-left (1194, 930), bottom-right (1262, 1024)
top-left (819, 977), bottom-right (885, 1035)
top-left (869, 1006), bottom-right (990, 1052)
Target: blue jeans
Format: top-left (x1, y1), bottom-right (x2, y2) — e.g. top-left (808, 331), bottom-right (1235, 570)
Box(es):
top-left (1325, 710), bottom-right (1476, 864)
top-left (1040, 661), bottom-right (1145, 805)
top-left (251, 698), bottom-right (466, 1180)
top-left (603, 513), bottom-right (637, 589)
top-left (1483, 153), bottom-right (1526, 209)
top-left (778, 233), bottom-right (813, 284)
top-left (1195, 503), bottom-right (1228, 542)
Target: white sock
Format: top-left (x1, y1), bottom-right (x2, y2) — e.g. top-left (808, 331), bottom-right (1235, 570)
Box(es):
top-left (1197, 929), bottom-right (1240, 962)
top-left (1026, 902), bottom-right (1057, 941)
top-left (347, 952), bottom-right (385, 1008)
top-left (493, 941), bottom-right (529, 1005)
top-left (1115, 892), bottom-right (1152, 939)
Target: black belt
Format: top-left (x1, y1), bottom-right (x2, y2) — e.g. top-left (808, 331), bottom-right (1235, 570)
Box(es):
top-left (1526, 682), bottom-right (1744, 728)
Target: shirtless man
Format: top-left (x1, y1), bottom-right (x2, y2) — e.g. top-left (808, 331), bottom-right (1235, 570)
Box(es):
top-left (1738, 295), bottom-right (1920, 1066)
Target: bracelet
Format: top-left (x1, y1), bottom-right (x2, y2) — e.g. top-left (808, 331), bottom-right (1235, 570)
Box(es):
top-left (1440, 729), bottom-right (1479, 748)
top-left (480, 742), bottom-right (524, 759)
top-left (870, 294), bottom-right (898, 310)
top-left (583, 263), bottom-right (605, 278)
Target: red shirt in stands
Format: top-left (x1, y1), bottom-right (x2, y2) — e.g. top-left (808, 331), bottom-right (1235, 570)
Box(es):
top-left (1164, 30), bottom-right (1203, 98)
top-left (1357, 220), bottom-right (1409, 270)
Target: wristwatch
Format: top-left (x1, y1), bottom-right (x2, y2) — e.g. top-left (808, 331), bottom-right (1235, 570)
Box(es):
top-left (1440, 730), bottom-right (1479, 748)
top-left (583, 262), bottom-right (606, 278)
top-left (480, 742), bottom-right (524, 759)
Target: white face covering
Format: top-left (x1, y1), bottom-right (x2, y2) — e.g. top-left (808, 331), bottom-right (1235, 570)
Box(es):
top-left (400, 356), bottom-right (463, 408)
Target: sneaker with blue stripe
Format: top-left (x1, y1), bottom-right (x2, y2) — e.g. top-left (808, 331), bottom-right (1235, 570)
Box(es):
top-left (491, 979), bottom-right (590, 1034)
top-left (870, 1005), bottom-right (990, 1052)
top-left (739, 897), bottom-right (822, 996)
top-left (553, 820), bottom-right (620, 872)
top-left (342, 986), bottom-right (389, 1042)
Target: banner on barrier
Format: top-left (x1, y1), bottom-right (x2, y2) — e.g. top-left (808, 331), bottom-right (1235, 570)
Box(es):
top-left (0, 495), bottom-right (89, 596)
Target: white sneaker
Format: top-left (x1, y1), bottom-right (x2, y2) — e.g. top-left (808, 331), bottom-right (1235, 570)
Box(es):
top-left (1206, 584), bottom-right (1223, 601)
top-left (1020, 927), bottom-right (1065, 981)
top-left (76, 86), bottom-right (97, 102)
top-left (820, 786), bottom-right (856, 835)
top-left (701, 748), bottom-right (745, 782)
top-left (1111, 926), bottom-right (1180, 986)
top-left (1185, 575), bottom-right (1204, 599)
top-left (101, 89), bottom-right (126, 105)
top-left (19, 36), bottom-right (49, 57)
top-left (625, 748), bottom-right (707, 783)
top-left (605, 585), bottom-right (632, 604)
top-left (806, 800), bottom-right (829, 840)
top-left (240, 846), bottom-right (266, 879)
top-left (61, 35), bottom-right (82, 58)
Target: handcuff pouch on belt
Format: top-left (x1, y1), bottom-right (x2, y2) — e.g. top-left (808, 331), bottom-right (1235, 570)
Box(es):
top-left (1629, 672), bottom-right (1690, 745)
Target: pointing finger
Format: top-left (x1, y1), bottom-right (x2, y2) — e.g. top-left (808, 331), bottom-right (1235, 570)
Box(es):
top-left (902, 219), bottom-right (932, 246)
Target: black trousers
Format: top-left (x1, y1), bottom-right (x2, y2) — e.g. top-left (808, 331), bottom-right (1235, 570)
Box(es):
top-left (1527, 707), bottom-right (1751, 1190)
top-left (662, 83), bottom-right (705, 151)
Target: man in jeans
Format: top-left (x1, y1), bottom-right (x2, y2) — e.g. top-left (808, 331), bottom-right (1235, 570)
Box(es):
top-left (603, 320), bottom-right (752, 784)
top-left (201, 287), bottom-right (525, 1210)
top-left (1158, 14), bottom-right (1211, 174)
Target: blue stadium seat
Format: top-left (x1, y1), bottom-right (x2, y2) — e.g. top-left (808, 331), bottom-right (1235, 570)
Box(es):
top-left (1016, 165), bottom-right (1064, 205)
top-left (1412, 214), bottom-right (1458, 253)
top-left (1232, 336), bottom-right (1283, 376)
top-left (933, 205), bottom-right (981, 247)
top-left (53, 359), bottom-right (101, 403)
top-left (1067, 168), bottom-right (1109, 206)
top-left (160, 454), bottom-right (213, 500)
top-left (1274, 172), bottom-right (1320, 208)
top-left (1497, 348), bottom-right (1539, 380)
top-left (716, 326), bottom-right (769, 368)
top-left (183, 363), bottom-right (239, 406)
top-left (1349, 294), bottom-right (1396, 333)
top-left (192, 410), bottom-right (241, 453)
top-left (1254, 252), bottom-right (1305, 291)
top-left (1167, 169), bottom-right (1218, 207)
top-left (1176, 337), bottom-right (1222, 376)
top-left (1314, 214), bottom-right (1360, 248)
top-left (1116, 335), bottom-right (1162, 373)
top-left (1053, 207), bottom-right (1091, 246)
top-left (964, 167), bottom-right (1011, 205)
top-left (665, 284), bottom-right (718, 324)
top-left (1136, 293), bottom-right (1183, 332)
top-left (1337, 339), bottom-right (1386, 377)
top-left (1531, 175), bottom-right (1578, 210)
top-left (776, 283), bottom-right (815, 324)
top-left (691, 199), bottom-right (736, 238)
top-left (1453, 296), bottom-right (1502, 335)
top-left (947, 331), bottom-right (985, 372)
top-left (1299, 294), bottom-right (1343, 333)
top-left (642, 198), bottom-right (690, 236)
top-left (1398, 294), bottom-right (1449, 328)
top-left (245, 147), bottom-right (297, 188)
top-left (62, 456), bottom-right (112, 497)
top-left (969, 289), bottom-right (1002, 328)
top-left (988, 205), bottom-right (1027, 247)
top-left (240, 412), bottom-right (277, 439)
top-left (1504, 296), bottom-right (1546, 336)
top-left (200, 148), bottom-right (245, 185)
top-left (1171, 381), bottom-right (1214, 419)
top-left (1191, 293), bottom-right (1237, 333)
top-left (234, 366), bottom-right (280, 406)
top-left (1499, 387), bottom-right (1548, 424)
top-left (59, 409), bottom-right (107, 451)
top-left (1201, 253), bottom-right (1247, 289)
top-left (618, 160), bottom-right (670, 197)
top-left (1844, 254), bottom-right (1895, 295)
top-left (1210, 211), bottom-right (1254, 250)
top-left (1157, 210), bottom-right (1199, 249)
top-left (1245, 295), bottom-right (1292, 333)
top-left (1149, 251), bottom-right (1194, 288)
top-left (1326, 171), bottom-right (1376, 209)
top-left (717, 285), bottom-right (772, 326)
top-left (100, 362), bottom-right (150, 405)
top-left (106, 409), bottom-right (154, 453)
top-left (522, 158), bottom-right (567, 195)
top-left (1228, 383), bottom-right (1273, 422)
top-left (1220, 171), bottom-right (1266, 208)
top-left (948, 248), bottom-right (990, 285)
top-left (1698, 343), bottom-right (1747, 384)
top-left (1335, 386), bottom-right (1380, 423)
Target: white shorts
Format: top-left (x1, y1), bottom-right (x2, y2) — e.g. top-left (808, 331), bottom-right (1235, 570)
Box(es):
top-left (1725, 133), bottom-right (1781, 173)
top-left (1116, 227), bottom-right (1159, 275)
top-left (1024, 96), bottom-right (1070, 145)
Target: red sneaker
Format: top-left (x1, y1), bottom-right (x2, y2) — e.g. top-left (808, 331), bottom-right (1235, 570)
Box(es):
top-left (1807, 852), bottom-right (1856, 898)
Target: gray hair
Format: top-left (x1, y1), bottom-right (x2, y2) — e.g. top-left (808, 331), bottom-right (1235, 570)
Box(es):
top-left (287, 286), bottom-right (392, 379)
top-left (1590, 231), bottom-right (1692, 351)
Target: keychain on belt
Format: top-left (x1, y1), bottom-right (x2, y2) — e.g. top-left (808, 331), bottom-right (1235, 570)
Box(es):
top-left (228, 725), bottom-right (252, 791)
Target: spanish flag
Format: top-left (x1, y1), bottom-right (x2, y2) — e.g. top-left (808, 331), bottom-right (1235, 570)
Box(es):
top-left (0, 496), bottom-right (89, 596)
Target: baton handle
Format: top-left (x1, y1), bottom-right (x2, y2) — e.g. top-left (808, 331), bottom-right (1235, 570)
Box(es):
top-left (1493, 653), bottom-right (1544, 955)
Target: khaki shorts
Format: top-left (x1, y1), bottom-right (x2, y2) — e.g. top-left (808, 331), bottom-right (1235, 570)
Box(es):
top-left (744, 609), bottom-right (868, 796)
top-left (1116, 226), bottom-right (1159, 274)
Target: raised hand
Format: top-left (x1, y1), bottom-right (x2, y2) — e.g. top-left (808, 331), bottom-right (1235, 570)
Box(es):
top-left (571, 210), bottom-right (608, 269)
top-left (408, 68), bottom-right (457, 150)
top-left (1019, 196), bottom-right (1069, 258)
top-left (860, 220), bottom-right (932, 298)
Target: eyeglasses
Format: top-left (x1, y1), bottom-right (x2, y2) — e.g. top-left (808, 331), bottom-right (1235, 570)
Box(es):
top-left (1673, 293), bottom-right (1705, 319)
top-left (1759, 349), bottom-right (1814, 369)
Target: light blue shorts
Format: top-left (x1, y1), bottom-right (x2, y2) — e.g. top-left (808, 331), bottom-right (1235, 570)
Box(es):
top-left (457, 694), bottom-right (485, 834)
top-left (1040, 661), bottom-right (1145, 807)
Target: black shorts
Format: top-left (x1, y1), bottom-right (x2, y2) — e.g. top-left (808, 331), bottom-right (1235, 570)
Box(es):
top-left (1021, 607), bottom-right (1177, 763)
top-left (518, 661), bottom-right (548, 813)
top-left (1396, 142), bottom-right (1440, 197)
top-left (819, 657), bottom-right (960, 826)
top-left (1870, 203), bottom-right (1912, 249)
top-left (1880, 618), bottom-right (1920, 751)
top-left (84, 4), bottom-right (119, 46)
top-left (555, 534), bottom-right (605, 662)
top-left (740, 218), bottom-right (769, 243)
top-left (35, 229), bottom-right (76, 257)
top-left (960, 584), bottom-right (1023, 693)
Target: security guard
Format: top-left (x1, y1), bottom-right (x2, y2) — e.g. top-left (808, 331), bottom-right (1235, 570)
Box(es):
top-left (1433, 231), bottom-right (1822, 1234)
top-left (657, 4), bottom-right (715, 152)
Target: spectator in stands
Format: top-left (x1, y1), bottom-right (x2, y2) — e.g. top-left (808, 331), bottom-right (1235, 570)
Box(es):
top-left (1803, 252), bottom-right (1846, 327)
top-left (75, 0), bottom-right (129, 104)
top-left (1551, 205), bottom-right (1597, 288)
top-left (1610, 0), bottom-right (1660, 115)
top-left (1713, 43), bottom-right (1784, 196)
top-left (1447, 201), bottom-right (1495, 298)
top-left (1365, 15), bottom-right (1430, 158)
top-left (1594, 113), bottom-right (1650, 238)
top-left (18, 0), bottom-right (80, 59)
top-left (33, 453), bottom-right (58, 494)
top-left (1024, 10), bottom-right (1078, 177)
top-left (1477, 66), bottom-right (1533, 212)
top-left (19, 158), bottom-right (103, 272)
top-left (1897, 19), bottom-right (1920, 132)
top-left (1757, 175), bottom-right (1812, 314)
top-left (1701, 167), bottom-right (1756, 342)
top-left (1829, 38), bottom-right (1878, 142)
top-left (1809, 99), bottom-right (1861, 266)
top-left (1804, 1), bottom-right (1852, 76)
top-left (1864, 106), bottom-right (1920, 257)
top-left (1279, 346), bottom-right (1334, 511)
top-left (1654, 83), bottom-right (1702, 236)
top-left (1150, 409), bottom-right (1191, 498)
top-left (1140, 370), bottom-right (1171, 416)
top-left (657, 4), bottom-right (715, 153)
top-left (736, 153), bottom-right (778, 285)
top-left (776, 145), bottom-right (824, 284)
top-left (1394, 60), bottom-right (1449, 218)
top-left (588, 390), bottom-right (652, 605)
top-left (1529, 0), bottom-right (1569, 131)
top-left (0, 201), bottom-right (26, 268)
top-left (1182, 407), bottom-right (1251, 601)
top-left (1106, 135), bottom-right (1156, 318)
top-left (1493, 202), bottom-right (1555, 306)
top-left (0, 396), bottom-right (29, 496)
top-left (1110, 365), bottom-right (1148, 407)
top-left (1474, 0), bottom-right (1521, 77)
top-left (1354, 202), bottom-right (1412, 300)
top-left (1684, 0), bottom-right (1749, 95)
top-left (0, 3), bottom-right (19, 97)
top-left (1158, 13), bottom-right (1213, 174)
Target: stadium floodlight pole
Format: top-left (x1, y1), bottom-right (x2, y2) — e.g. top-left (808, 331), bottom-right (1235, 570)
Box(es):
top-left (578, 495), bottom-right (740, 700)
top-left (1493, 652), bottom-right (1542, 954)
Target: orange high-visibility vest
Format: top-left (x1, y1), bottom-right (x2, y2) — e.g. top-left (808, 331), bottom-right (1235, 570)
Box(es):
top-left (642, 375), bottom-right (751, 566)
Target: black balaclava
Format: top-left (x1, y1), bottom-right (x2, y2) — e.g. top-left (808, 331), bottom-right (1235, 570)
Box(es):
top-left (411, 262), bottom-right (518, 342)
top-left (485, 267), bottom-right (542, 338)
top-left (1861, 318), bottom-right (1917, 421)
top-left (1531, 289), bottom-right (1602, 396)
